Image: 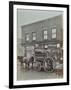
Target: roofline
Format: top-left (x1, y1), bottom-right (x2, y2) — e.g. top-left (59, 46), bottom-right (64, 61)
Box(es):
top-left (21, 14), bottom-right (63, 28)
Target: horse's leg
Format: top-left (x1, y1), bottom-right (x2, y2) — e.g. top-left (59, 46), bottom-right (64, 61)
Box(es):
top-left (25, 62), bottom-right (27, 68)
top-left (26, 62), bottom-right (29, 69)
top-left (32, 62), bottom-right (33, 68)
top-left (24, 62), bottom-right (26, 69)
top-left (20, 61), bottom-right (23, 66)
top-left (31, 62), bottom-right (32, 69)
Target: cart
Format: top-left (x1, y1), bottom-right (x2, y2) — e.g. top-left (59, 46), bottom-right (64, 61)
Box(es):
top-left (34, 49), bottom-right (54, 72)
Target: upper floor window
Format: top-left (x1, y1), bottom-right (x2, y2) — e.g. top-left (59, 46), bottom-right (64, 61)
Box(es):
top-left (25, 33), bottom-right (29, 41)
top-left (32, 32), bottom-right (36, 40)
top-left (52, 28), bottom-right (56, 39)
top-left (43, 30), bottom-right (48, 40)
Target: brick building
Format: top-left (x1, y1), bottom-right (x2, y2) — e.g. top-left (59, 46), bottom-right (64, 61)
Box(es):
top-left (20, 15), bottom-right (63, 57)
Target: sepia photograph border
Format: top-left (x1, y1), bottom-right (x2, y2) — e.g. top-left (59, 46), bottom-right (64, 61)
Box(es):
top-left (9, 1), bottom-right (69, 89)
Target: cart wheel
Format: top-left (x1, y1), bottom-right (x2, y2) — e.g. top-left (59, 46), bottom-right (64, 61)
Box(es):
top-left (44, 58), bottom-right (54, 72)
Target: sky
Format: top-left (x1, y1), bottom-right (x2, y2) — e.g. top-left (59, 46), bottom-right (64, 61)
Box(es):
top-left (17, 9), bottom-right (63, 39)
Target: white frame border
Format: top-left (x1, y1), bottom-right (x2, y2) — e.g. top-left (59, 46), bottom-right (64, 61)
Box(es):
top-left (13, 5), bottom-right (67, 85)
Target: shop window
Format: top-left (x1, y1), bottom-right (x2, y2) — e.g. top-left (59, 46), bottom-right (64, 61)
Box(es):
top-left (44, 45), bottom-right (48, 48)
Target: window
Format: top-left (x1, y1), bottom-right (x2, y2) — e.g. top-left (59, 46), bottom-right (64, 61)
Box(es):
top-left (44, 30), bottom-right (48, 40)
top-left (32, 32), bottom-right (36, 40)
top-left (26, 46), bottom-right (34, 58)
top-left (52, 28), bottom-right (56, 38)
top-left (26, 33), bottom-right (29, 41)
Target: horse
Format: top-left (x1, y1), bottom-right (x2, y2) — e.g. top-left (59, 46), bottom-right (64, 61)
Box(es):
top-left (18, 56), bottom-right (34, 69)
top-left (17, 56), bottom-right (24, 65)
